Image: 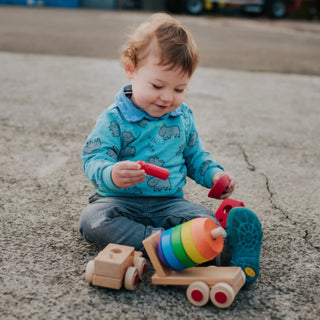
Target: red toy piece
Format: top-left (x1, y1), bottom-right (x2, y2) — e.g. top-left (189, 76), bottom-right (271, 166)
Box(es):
top-left (137, 161), bottom-right (169, 180)
top-left (208, 175), bottom-right (230, 199)
top-left (214, 199), bottom-right (245, 228)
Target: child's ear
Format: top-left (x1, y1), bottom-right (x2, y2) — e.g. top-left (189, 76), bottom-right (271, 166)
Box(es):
top-left (124, 59), bottom-right (135, 79)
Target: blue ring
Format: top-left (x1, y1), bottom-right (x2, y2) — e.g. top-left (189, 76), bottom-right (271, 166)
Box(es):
top-left (160, 229), bottom-right (185, 271)
top-left (157, 240), bottom-right (171, 269)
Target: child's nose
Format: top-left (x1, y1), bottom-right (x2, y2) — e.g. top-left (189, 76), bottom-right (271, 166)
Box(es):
top-left (160, 90), bottom-right (173, 104)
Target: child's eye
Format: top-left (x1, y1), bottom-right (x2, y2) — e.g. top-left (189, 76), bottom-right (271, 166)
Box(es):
top-left (152, 84), bottom-right (162, 89)
top-left (175, 88), bottom-right (185, 93)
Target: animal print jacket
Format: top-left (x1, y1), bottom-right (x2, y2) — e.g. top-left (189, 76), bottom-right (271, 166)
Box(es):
top-left (82, 85), bottom-right (224, 197)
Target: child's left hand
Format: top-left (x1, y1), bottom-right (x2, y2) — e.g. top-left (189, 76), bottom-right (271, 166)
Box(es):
top-left (212, 172), bottom-right (235, 199)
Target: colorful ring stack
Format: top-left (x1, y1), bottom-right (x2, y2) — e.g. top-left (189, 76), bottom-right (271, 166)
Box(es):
top-left (157, 218), bottom-right (224, 271)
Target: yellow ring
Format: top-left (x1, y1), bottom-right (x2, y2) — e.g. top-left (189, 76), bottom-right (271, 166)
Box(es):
top-left (181, 220), bottom-right (207, 264)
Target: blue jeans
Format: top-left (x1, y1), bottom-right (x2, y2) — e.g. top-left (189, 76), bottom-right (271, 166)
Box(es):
top-left (79, 194), bottom-right (221, 254)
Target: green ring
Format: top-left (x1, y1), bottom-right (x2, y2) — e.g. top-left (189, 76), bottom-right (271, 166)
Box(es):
top-left (171, 224), bottom-right (198, 268)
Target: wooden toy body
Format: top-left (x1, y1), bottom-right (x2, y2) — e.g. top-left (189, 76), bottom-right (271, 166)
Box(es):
top-left (85, 243), bottom-right (146, 290)
top-left (143, 231), bottom-right (245, 308)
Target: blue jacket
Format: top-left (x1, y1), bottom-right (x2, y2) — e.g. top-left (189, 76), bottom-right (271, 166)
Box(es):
top-left (82, 85), bottom-right (224, 197)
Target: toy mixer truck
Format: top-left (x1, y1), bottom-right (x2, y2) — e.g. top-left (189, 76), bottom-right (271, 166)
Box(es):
top-left (142, 218), bottom-right (246, 308)
top-left (85, 217), bottom-right (245, 308)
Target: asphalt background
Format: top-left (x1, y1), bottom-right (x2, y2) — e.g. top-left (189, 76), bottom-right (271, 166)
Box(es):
top-left (0, 6), bottom-right (319, 320)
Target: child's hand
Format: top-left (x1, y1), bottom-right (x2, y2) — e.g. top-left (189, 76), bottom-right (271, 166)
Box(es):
top-left (111, 161), bottom-right (147, 188)
top-left (212, 172), bottom-right (235, 199)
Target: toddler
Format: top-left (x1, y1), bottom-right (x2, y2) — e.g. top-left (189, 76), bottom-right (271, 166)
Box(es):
top-left (79, 13), bottom-right (262, 286)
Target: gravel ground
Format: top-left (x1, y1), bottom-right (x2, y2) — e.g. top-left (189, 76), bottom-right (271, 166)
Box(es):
top-left (1, 51), bottom-right (319, 319)
top-left (0, 8), bottom-right (319, 320)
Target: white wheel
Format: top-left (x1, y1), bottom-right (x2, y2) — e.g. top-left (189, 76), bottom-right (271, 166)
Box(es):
top-left (210, 282), bottom-right (235, 309)
top-left (85, 260), bottom-right (94, 283)
top-left (124, 266), bottom-right (139, 291)
top-left (186, 281), bottom-right (210, 307)
top-left (134, 257), bottom-right (147, 279)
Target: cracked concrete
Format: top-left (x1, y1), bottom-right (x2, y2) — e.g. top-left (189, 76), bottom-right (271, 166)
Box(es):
top-left (238, 148), bottom-right (319, 253)
top-left (1, 51), bottom-right (319, 319)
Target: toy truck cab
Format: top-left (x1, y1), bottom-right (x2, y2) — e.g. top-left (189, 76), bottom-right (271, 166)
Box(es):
top-left (85, 243), bottom-right (146, 290)
top-left (143, 231), bottom-right (245, 308)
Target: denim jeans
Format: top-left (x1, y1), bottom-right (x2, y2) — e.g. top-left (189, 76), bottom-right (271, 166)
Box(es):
top-left (79, 194), bottom-right (220, 252)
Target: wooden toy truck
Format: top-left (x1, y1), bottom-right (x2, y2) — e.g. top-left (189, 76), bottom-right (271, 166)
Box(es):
top-left (85, 243), bottom-right (147, 290)
top-left (85, 225), bottom-right (245, 308)
top-left (142, 231), bottom-right (246, 308)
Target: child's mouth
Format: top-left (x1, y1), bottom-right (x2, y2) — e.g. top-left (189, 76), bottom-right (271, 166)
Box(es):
top-left (155, 104), bottom-right (168, 110)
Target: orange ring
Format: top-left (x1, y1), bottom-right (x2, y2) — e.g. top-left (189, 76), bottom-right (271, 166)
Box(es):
top-left (181, 220), bottom-right (207, 264)
top-left (191, 218), bottom-right (224, 260)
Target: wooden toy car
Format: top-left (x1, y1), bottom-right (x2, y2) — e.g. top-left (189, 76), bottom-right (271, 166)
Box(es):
top-left (85, 243), bottom-right (147, 291)
top-left (142, 231), bottom-right (246, 308)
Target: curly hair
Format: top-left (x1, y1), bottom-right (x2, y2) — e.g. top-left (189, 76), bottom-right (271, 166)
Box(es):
top-left (120, 13), bottom-right (199, 77)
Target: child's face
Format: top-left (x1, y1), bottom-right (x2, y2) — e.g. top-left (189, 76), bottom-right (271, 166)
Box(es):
top-left (125, 51), bottom-right (190, 118)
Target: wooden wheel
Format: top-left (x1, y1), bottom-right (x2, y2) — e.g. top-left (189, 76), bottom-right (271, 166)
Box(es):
top-left (186, 281), bottom-right (210, 307)
top-left (134, 257), bottom-right (147, 279)
top-left (210, 282), bottom-right (235, 308)
top-left (85, 260), bottom-right (94, 283)
top-left (124, 266), bottom-right (139, 291)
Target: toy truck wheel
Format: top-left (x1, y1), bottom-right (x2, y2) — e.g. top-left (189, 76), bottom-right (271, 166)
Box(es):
top-left (134, 257), bottom-right (147, 279)
top-left (210, 283), bottom-right (235, 309)
top-left (186, 281), bottom-right (210, 307)
top-left (124, 266), bottom-right (139, 291)
top-left (85, 260), bottom-right (94, 283)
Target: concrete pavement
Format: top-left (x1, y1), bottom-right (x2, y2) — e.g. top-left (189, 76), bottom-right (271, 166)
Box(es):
top-left (0, 8), bottom-right (319, 320)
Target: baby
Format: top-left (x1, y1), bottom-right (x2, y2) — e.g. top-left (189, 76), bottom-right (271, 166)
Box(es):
top-left (79, 13), bottom-right (262, 286)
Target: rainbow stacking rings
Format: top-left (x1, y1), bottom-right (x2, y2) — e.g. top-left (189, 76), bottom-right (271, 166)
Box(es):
top-left (157, 218), bottom-right (224, 270)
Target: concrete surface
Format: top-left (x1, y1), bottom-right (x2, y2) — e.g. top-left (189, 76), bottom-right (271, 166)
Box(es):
top-left (1, 7), bottom-right (320, 320)
top-left (1, 7), bottom-right (320, 75)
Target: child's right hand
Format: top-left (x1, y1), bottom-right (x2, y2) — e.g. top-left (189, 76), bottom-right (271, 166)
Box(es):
top-left (212, 172), bottom-right (235, 199)
top-left (111, 161), bottom-right (147, 188)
